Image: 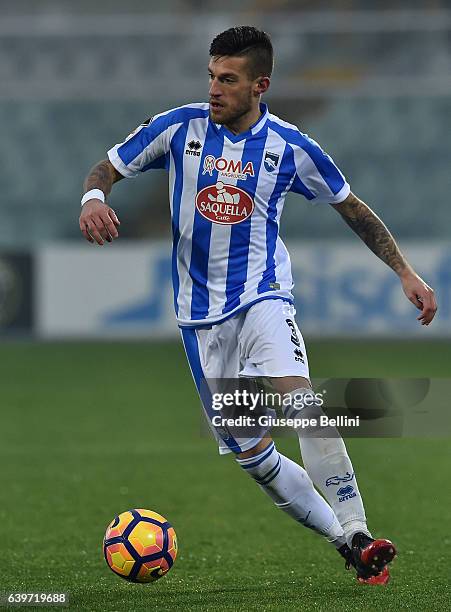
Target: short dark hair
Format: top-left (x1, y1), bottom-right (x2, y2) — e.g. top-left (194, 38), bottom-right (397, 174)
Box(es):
top-left (209, 26), bottom-right (274, 79)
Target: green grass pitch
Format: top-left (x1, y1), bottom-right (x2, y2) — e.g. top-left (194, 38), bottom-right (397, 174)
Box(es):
top-left (1, 340), bottom-right (450, 611)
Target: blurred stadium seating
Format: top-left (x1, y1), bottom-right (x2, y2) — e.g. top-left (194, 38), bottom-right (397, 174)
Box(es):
top-left (1, 3), bottom-right (450, 247)
top-left (1, 97), bottom-right (450, 245)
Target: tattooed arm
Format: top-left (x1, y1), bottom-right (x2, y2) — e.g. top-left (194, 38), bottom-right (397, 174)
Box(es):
top-left (79, 160), bottom-right (123, 246)
top-left (83, 159), bottom-right (123, 196)
top-left (332, 192), bottom-right (437, 325)
top-left (332, 192), bottom-right (411, 275)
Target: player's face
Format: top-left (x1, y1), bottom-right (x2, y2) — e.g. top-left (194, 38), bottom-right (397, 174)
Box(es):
top-left (208, 56), bottom-right (258, 126)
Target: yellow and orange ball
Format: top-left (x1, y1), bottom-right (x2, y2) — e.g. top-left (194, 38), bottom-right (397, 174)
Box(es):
top-left (103, 509), bottom-right (177, 583)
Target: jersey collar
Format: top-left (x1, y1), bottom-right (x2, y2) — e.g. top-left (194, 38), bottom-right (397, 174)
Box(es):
top-left (212, 103), bottom-right (269, 143)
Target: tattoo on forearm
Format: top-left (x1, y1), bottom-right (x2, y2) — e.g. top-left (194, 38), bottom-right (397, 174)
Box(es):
top-left (334, 193), bottom-right (408, 275)
top-left (83, 160), bottom-right (122, 196)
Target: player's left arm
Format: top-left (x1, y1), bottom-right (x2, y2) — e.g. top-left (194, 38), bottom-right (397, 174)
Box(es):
top-left (331, 191), bottom-right (437, 325)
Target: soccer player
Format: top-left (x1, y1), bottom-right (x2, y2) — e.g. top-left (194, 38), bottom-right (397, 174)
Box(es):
top-left (79, 26), bottom-right (437, 585)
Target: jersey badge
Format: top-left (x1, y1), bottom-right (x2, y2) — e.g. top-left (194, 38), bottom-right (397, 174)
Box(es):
top-left (264, 151), bottom-right (280, 173)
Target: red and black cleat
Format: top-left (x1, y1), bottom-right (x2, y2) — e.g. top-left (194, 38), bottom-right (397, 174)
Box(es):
top-left (357, 565), bottom-right (390, 586)
top-left (351, 533), bottom-right (397, 585)
top-left (337, 534), bottom-right (397, 585)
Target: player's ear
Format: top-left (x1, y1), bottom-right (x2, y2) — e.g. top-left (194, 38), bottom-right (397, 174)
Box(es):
top-left (254, 76), bottom-right (270, 96)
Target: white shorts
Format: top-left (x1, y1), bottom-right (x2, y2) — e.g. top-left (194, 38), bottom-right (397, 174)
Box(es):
top-left (181, 298), bottom-right (310, 454)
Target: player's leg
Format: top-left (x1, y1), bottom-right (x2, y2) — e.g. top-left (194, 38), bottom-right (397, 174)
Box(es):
top-left (270, 375), bottom-right (371, 547)
top-left (288, 383), bottom-right (396, 583)
top-left (180, 322), bottom-right (345, 548)
top-left (180, 324), bottom-right (246, 454)
top-left (239, 299), bottom-right (396, 582)
top-left (235, 435), bottom-right (346, 547)
top-left (263, 309), bottom-right (396, 582)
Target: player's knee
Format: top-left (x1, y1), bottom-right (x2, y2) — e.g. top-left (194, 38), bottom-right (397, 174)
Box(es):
top-left (282, 386), bottom-right (326, 422)
top-left (236, 436), bottom-right (273, 459)
top-left (235, 439), bottom-right (281, 487)
top-left (281, 387), bottom-right (346, 441)
top-left (269, 376), bottom-right (311, 395)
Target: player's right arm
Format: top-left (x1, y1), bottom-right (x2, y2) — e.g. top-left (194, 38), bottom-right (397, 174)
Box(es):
top-left (79, 110), bottom-right (175, 245)
top-left (79, 160), bottom-right (123, 245)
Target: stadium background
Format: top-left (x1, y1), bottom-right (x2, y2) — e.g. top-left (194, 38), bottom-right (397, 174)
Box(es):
top-left (1, 1), bottom-right (450, 610)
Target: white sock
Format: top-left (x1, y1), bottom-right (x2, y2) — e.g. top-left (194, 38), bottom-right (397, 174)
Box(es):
top-left (236, 441), bottom-right (345, 547)
top-left (284, 388), bottom-right (372, 547)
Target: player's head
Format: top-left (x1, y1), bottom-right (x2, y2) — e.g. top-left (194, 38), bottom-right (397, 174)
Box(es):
top-left (208, 26), bottom-right (273, 125)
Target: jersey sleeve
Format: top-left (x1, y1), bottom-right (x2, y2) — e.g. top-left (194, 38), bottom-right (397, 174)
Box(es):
top-left (289, 133), bottom-right (350, 204)
top-left (107, 113), bottom-right (172, 178)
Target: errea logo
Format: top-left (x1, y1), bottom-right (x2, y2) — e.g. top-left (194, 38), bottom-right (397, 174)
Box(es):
top-left (337, 485), bottom-right (357, 503)
top-left (185, 140), bottom-right (202, 156)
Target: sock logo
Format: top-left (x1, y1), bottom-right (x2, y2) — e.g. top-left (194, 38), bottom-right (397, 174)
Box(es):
top-left (336, 485), bottom-right (357, 502)
top-left (325, 471), bottom-right (354, 487)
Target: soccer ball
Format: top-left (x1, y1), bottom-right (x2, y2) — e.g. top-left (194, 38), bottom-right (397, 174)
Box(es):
top-left (103, 508), bottom-right (178, 583)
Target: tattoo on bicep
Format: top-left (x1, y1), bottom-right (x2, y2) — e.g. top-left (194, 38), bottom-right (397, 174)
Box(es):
top-left (337, 195), bottom-right (407, 274)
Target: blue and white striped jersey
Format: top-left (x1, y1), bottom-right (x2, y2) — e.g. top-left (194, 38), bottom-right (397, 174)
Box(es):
top-left (107, 102), bottom-right (350, 327)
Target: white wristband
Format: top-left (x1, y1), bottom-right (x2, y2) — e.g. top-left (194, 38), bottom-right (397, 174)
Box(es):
top-left (81, 188), bottom-right (105, 207)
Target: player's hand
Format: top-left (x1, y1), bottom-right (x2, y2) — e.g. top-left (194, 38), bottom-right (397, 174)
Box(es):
top-left (79, 199), bottom-right (120, 246)
top-left (400, 270), bottom-right (437, 325)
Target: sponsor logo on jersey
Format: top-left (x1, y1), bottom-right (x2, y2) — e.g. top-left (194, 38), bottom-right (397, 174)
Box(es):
top-left (185, 139), bottom-right (202, 156)
top-left (326, 471), bottom-right (355, 487)
top-left (202, 155), bottom-right (255, 180)
top-left (195, 181), bottom-right (254, 225)
top-left (264, 151), bottom-right (280, 172)
top-left (337, 485), bottom-right (357, 502)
